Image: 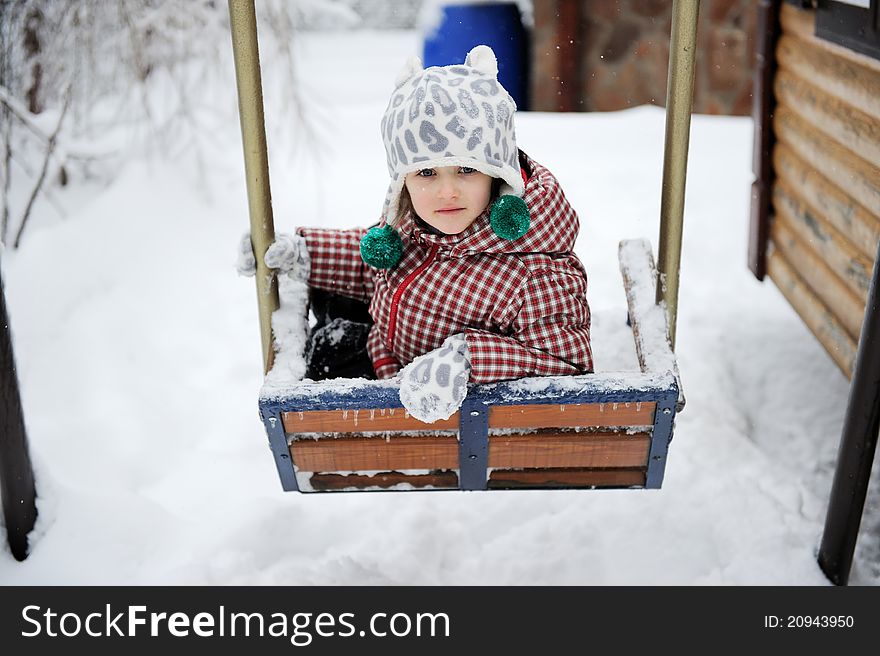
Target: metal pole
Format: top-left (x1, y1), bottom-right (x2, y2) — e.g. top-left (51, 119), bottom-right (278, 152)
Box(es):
top-left (0, 265), bottom-right (37, 561)
top-left (228, 0), bottom-right (279, 375)
top-left (817, 238), bottom-right (880, 586)
top-left (656, 0), bottom-right (699, 349)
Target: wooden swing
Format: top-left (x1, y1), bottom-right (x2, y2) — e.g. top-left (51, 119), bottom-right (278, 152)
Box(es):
top-left (228, 0), bottom-right (696, 492)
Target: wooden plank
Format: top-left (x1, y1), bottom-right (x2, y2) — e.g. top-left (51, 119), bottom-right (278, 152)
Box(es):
top-left (774, 68), bottom-right (880, 167)
top-left (308, 470), bottom-right (458, 491)
top-left (766, 245), bottom-right (857, 377)
top-left (488, 402), bottom-right (655, 429)
top-left (780, 4), bottom-right (880, 76)
top-left (488, 432), bottom-right (650, 469)
top-left (772, 178), bottom-right (872, 301)
top-left (488, 467), bottom-right (646, 489)
top-left (291, 435), bottom-right (459, 472)
top-left (618, 240), bottom-right (676, 375)
top-left (283, 408), bottom-right (459, 433)
top-left (556, 0), bottom-right (583, 112)
top-left (774, 105), bottom-right (880, 218)
top-left (749, 0), bottom-right (782, 280)
top-left (776, 33), bottom-right (880, 123)
top-left (774, 143), bottom-right (880, 261)
top-left (771, 210), bottom-right (865, 339)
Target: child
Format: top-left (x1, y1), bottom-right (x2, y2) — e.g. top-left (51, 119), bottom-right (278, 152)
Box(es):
top-left (240, 45), bottom-right (592, 423)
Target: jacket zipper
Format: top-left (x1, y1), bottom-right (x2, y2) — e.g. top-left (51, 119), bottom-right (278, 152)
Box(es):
top-left (386, 244), bottom-right (439, 352)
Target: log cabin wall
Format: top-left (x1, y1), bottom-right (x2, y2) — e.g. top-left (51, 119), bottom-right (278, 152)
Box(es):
top-left (750, 1), bottom-right (880, 379)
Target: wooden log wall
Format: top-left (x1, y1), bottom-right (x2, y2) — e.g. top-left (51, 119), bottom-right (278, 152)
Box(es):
top-left (762, 4), bottom-right (880, 378)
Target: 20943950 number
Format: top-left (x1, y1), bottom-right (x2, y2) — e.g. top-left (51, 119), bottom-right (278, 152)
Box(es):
top-left (787, 616), bottom-right (854, 628)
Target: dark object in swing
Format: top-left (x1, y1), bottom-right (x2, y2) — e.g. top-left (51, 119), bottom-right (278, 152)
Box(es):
top-left (304, 288), bottom-right (374, 381)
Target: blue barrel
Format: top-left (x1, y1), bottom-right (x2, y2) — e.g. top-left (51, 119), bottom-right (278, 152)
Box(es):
top-left (423, 2), bottom-right (528, 110)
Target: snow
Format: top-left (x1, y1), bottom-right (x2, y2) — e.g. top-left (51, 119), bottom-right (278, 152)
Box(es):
top-left (617, 238), bottom-right (677, 375)
top-left (2, 29), bottom-right (879, 586)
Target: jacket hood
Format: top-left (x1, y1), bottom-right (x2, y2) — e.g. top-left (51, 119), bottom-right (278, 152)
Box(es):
top-left (398, 152), bottom-right (579, 258)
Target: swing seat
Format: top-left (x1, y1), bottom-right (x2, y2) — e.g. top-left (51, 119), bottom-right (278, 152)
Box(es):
top-left (258, 238), bottom-right (683, 493)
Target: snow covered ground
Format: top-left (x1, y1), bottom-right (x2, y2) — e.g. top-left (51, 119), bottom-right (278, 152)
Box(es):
top-left (2, 29), bottom-right (878, 585)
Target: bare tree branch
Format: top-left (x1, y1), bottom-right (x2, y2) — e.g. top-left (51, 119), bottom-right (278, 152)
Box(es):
top-left (0, 85), bottom-right (99, 161)
top-left (13, 86), bottom-right (69, 249)
top-left (1, 116), bottom-right (11, 243)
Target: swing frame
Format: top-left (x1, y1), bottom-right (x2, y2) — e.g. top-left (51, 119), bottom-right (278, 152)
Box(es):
top-left (230, 0), bottom-right (697, 493)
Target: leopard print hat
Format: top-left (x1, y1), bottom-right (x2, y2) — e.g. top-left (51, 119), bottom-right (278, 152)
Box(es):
top-left (379, 45), bottom-right (524, 227)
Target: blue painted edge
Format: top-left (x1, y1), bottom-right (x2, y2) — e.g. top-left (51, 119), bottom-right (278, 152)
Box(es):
top-left (259, 371), bottom-right (676, 416)
top-left (259, 402), bottom-right (299, 492)
top-left (458, 397), bottom-right (489, 491)
top-left (645, 384), bottom-right (678, 489)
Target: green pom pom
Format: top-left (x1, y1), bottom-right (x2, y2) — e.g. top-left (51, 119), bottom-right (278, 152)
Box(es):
top-left (360, 225), bottom-right (403, 269)
top-left (490, 195), bottom-right (530, 240)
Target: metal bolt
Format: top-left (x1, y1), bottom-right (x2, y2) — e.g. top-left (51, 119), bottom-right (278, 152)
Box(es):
top-left (470, 410), bottom-right (480, 416)
top-left (469, 454), bottom-right (477, 460)
top-left (280, 454), bottom-right (289, 460)
top-left (663, 408), bottom-right (671, 415)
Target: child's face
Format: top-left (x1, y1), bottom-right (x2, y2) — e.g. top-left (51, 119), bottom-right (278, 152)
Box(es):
top-left (405, 166), bottom-right (493, 235)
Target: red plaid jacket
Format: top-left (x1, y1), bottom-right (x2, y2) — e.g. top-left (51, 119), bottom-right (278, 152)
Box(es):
top-left (297, 152), bottom-right (592, 383)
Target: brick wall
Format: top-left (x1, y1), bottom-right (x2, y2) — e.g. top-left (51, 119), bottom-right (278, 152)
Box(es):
top-left (532, 0), bottom-right (756, 114)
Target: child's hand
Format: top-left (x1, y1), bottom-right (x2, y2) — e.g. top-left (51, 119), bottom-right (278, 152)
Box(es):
top-left (235, 233), bottom-right (310, 282)
top-left (398, 334), bottom-right (470, 423)
top-left (265, 233), bottom-right (310, 282)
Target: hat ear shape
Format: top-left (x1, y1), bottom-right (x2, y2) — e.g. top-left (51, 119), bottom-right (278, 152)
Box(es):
top-left (465, 45), bottom-right (498, 77)
top-left (394, 55), bottom-right (424, 88)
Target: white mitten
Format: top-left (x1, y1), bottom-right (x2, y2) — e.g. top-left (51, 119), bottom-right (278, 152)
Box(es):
top-left (265, 232), bottom-right (310, 282)
top-left (399, 333), bottom-right (470, 423)
top-left (236, 232), bottom-right (257, 276)
top-left (236, 232), bottom-right (310, 281)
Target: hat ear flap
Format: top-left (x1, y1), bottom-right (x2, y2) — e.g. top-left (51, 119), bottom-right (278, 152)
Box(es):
top-left (465, 45), bottom-right (498, 77)
top-left (394, 55), bottom-right (424, 88)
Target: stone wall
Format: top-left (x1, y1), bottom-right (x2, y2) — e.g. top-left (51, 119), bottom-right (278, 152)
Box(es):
top-left (532, 0), bottom-right (756, 114)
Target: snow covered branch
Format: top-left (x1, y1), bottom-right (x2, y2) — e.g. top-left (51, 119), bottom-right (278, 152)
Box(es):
top-left (11, 87), bottom-right (70, 249)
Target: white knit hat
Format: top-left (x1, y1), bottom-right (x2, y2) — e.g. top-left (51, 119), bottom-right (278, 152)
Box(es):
top-left (379, 45), bottom-right (523, 227)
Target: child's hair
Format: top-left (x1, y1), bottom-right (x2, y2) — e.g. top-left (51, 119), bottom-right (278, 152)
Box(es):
top-left (395, 177), bottom-right (503, 226)
top-left (395, 187), bottom-right (414, 226)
